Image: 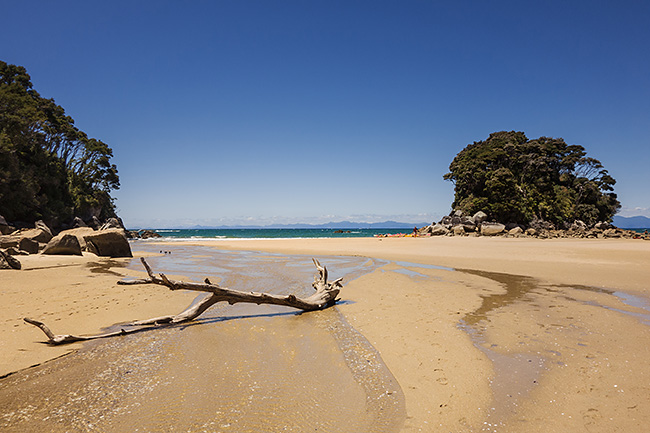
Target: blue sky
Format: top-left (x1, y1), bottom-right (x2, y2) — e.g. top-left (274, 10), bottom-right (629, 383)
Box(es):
top-left (2, 1), bottom-right (649, 227)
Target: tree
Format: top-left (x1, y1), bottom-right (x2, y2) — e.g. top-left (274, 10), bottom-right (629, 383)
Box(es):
top-left (0, 61), bottom-right (119, 224)
top-left (443, 131), bottom-right (620, 226)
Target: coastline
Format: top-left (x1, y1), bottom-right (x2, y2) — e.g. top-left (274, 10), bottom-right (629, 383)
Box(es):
top-left (164, 236), bottom-right (650, 292)
top-left (2, 237), bottom-right (649, 431)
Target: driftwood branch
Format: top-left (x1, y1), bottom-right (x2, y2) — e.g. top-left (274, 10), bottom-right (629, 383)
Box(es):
top-left (24, 257), bottom-right (343, 345)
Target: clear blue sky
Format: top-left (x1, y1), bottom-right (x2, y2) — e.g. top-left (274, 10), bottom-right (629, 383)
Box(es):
top-left (2, 1), bottom-right (649, 227)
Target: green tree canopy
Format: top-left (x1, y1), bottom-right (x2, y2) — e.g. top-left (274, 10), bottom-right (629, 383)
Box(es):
top-left (443, 131), bottom-right (620, 226)
top-left (0, 61), bottom-right (119, 225)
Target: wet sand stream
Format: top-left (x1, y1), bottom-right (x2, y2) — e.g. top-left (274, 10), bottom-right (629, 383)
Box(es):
top-left (0, 246), bottom-right (404, 432)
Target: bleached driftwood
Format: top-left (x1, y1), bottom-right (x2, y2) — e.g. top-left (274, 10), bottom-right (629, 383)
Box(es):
top-left (24, 257), bottom-right (343, 345)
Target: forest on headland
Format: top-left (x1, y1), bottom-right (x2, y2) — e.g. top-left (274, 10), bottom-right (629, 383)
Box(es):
top-left (0, 61), bottom-right (119, 229)
top-left (444, 131), bottom-right (620, 227)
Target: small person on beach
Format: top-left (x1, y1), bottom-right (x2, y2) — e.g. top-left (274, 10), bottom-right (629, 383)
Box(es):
top-left (413, 226), bottom-right (418, 237)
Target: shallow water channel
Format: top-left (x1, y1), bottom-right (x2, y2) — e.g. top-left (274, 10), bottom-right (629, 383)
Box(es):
top-left (0, 245), bottom-right (404, 432)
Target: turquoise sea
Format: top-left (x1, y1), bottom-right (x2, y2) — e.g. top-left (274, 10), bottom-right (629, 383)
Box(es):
top-left (138, 227), bottom-right (649, 240)
top-left (142, 228), bottom-right (414, 240)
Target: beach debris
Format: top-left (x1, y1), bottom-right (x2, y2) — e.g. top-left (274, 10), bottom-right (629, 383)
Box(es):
top-left (24, 257), bottom-right (343, 345)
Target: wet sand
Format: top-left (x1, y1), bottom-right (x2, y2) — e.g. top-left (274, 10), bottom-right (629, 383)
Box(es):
top-left (0, 248), bottom-right (404, 432)
top-left (1, 237), bottom-right (649, 432)
top-left (0, 252), bottom-right (197, 378)
top-left (161, 237), bottom-right (650, 432)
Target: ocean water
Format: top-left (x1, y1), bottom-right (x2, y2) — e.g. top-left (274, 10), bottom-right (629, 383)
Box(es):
top-left (138, 227), bottom-right (650, 240)
top-left (140, 228), bottom-right (415, 240)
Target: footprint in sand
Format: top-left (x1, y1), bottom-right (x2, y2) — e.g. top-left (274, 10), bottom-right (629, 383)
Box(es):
top-left (582, 408), bottom-right (601, 431)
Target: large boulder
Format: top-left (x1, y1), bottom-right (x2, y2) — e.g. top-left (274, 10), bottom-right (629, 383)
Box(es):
top-left (0, 250), bottom-right (21, 270)
top-left (603, 228), bottom-right (621, 238)
top-left (139, 229), bottom-right (162, 239)
top-left (481, 222), bottom-right (505, 236)
top-left (99, 217), bottom-right (124, 231)
top-left (42, 233), bottom-right (83, 255)
top-left (508, 226), bottom-right (524, 236)
top-left (569, 220), bottom-right (587, 232)
top-left (87, 216), bottom-right (102, 230)
top-left (529, 218), bottom-right (555, 231)
top-left (84, 229), bottom-right (132, 258)
top-left (440, 215), bottom-right (453, 226)
top-left (472, 211), bottom-right (488, 225)
top-left (430, 223), bottom-right (450, 236)
top-left (594, 221), bottom-right (612, 230)
top-left (57, 227), bottom-right (96, 251)
top-left (459, 217), bottom-right (476, 232)
top-left (125, 230), bottom-right (141, 239)
top-left (0, 216), bottom-right (14, 235)
top-left (5, 246), bottom-right (28, 256)
top-left (34, 220), bottom-right (53, 238)
top-left (19, 237), bottom-right (40, 254)
top-left (0, 235), bottom-right (19, 249)
top-left (15, 228), bottom-right (52, 244)
top-left (71, 216), bottom-right (87, 228)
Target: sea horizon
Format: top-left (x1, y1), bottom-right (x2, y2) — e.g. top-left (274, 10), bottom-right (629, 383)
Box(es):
top-left (128, 225), bottom-right (650, 241)
top-left (130, 227), bottom-right (418, 240)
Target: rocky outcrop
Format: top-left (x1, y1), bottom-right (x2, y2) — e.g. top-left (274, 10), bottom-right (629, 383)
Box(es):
top-left (84, 229), bottom-right (132, 258)
top-left (0, 236), bottom-right (18, 249)
top-left (99, 217), bottom-right (125, 231)
top-left (0, 216), bottom-right (15, 235)
top-left (419, 210), bottom-right (649, 240)
top-left (0, 217), bottom-right (139, 256)
top-left (87, 216), bottom-right (102, 230)
top-left (0, 221), bottom-right (52, 251)
top-left (472, 211), bottom-right (488, 226)
top-left (42, 233), bottom-right (83, 255)
top-left (17, 228), bottom-right (52, 244)
top-left (480, 222), bottom-right (505, 236)
top-left (19, 238), bottom-right (39, 254)
top-left (0, 250), bottom-right (21, 270)
top-left (453, 225), bottom-right (466, 236)
top-left (55, 227), bottom-right (96, 251)
top-left (508, 226), bottom-right (524, 236)
top-left (71, 216), bottom-right (87, 228)
top-left (35, 220), bottom-right (53, 238)
top-left (431, 224), bottom-right (450, 236)
top-left (139, 229), bottom-right (162, 239)
top-left (418, 223), bottom-right (449, 236)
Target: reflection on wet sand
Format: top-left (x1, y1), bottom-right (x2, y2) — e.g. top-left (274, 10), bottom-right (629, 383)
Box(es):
top-left (456, 268), bottom-right (650, 432)
top-left (0, 246), bottom-right (404, 432)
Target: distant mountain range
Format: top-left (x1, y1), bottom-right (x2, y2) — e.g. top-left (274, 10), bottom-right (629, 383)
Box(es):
top-left (179, 220), bottom-right (431, 230)
top-left (613, 215), bottom-right (650, 228)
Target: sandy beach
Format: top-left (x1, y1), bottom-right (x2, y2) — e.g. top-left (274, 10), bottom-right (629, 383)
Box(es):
top-left (2, 237), bottom-right (650, 432)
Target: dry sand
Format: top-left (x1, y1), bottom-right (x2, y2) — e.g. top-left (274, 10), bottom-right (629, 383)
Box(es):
top-left (1, 237), bottom-right (649, 432)
top-left (0, 252), bottom-right (197, 378)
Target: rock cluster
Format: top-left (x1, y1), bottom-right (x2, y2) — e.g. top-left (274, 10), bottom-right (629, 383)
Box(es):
top-left (418, 210), bottom-right (650, 240)
top-left (125, 229), bottom-right (163, 239)
top-left (0, 215), bottom-right (133, 269)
